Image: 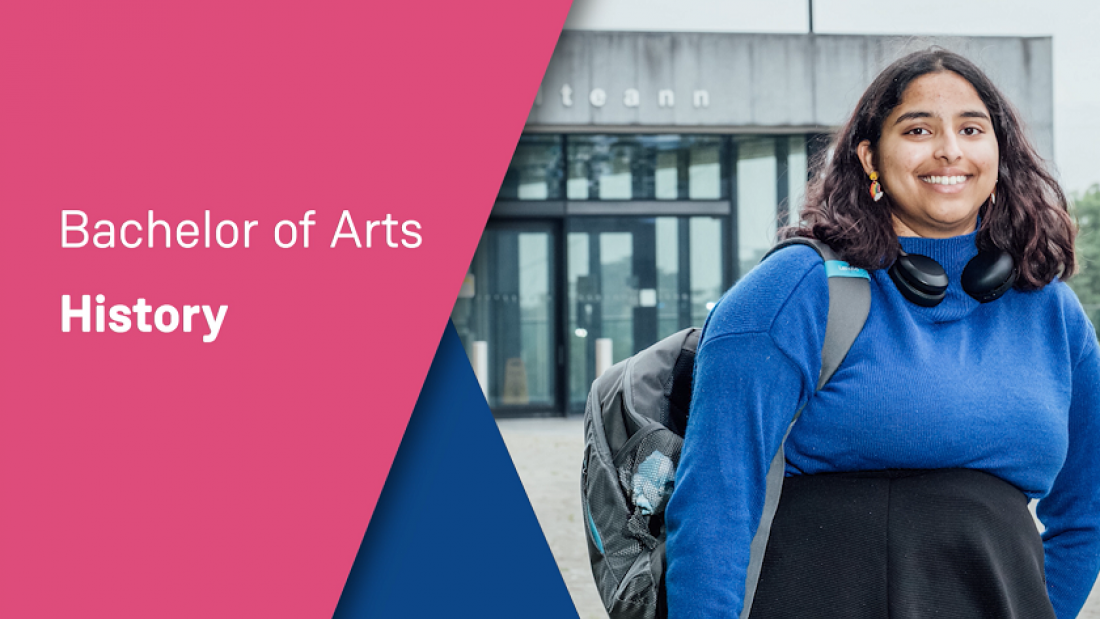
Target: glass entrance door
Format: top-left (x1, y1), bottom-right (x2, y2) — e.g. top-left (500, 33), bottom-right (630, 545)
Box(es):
top-left (567, 216), bottom-right (725, 411)
top-left (452, 215), bottom-right (726, 415)
top-left (452, 221), bottom-right (559, 414)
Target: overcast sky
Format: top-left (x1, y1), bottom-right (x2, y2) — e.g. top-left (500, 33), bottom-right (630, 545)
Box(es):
top-left (564, 0), bottom-right (1100, 195)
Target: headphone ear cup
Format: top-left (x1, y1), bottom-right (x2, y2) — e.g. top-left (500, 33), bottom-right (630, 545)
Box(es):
top-left (961, 250), bottom-right (1016, 303)
top-left (888, 254), bottom-right (949, 307)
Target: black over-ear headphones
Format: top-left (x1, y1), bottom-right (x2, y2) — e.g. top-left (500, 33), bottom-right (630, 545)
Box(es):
top-left (888, 248), bottom-right (1017, 307)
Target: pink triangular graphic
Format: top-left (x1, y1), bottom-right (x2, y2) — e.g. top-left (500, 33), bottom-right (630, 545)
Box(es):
top-left (0, 1), bottom-right (572, 617)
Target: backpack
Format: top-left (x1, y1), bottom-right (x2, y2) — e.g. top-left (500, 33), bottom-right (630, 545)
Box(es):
top-left (580, 238), bottom-right (871, 619)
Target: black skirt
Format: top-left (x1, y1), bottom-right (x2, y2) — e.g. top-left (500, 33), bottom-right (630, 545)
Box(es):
top-left (748, 469), bottom-right (1055, 618)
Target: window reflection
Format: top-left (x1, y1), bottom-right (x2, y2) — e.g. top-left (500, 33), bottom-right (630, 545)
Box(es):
top-left (566, 135), bottom-right (727, 201)
top-left (599, 145), bottom-right (633, 200)
top-left (689, 141), bottom-right (721, 199)
top-left (498, 135), bottom-right (562, 200)
top-left (690, 217), bottom-right (723, 324)
top-left (655, 217), bottom-right (680, 337)
top-left (786, 135), bottom-right (808, 226)
top-left (737, 136), bottom-right (778, 277)
top-left (567, 232), bottom-right (591, 406)
top-left (656, 151), bottom-right (678, 199)
top-left (452, 227), bottom-right (556, 409)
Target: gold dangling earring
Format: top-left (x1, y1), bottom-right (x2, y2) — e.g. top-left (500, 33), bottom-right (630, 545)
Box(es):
top-left (869, 172), bottom-right (884, 202)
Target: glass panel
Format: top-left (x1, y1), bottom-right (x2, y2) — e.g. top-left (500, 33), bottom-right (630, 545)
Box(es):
top-left (655, 151), bottom-right (679, 200)
top-left (567, 232), bottom-right (591, 407)
top-left (649, 135), bottom-right (682, 200)
top-left (565, 216), bottom-right (726, 410)
top-left (451, 226), bottom-right (555, 409)
top-left (517, 233), bottom-right (553, 403)
top-left (655, 217), bottom-right (680, 338)
top-left (787, 135), bottom-right (808, 226)
top-left (497, 135), bottom-right (562, 200)
top-left (599, 146), bottom-right (633, 200)
top-left (600, 232), bottom-right (635, 360)
top-left (689, 140), bottom-right (722, 199)
top-left (736, 136), bottom-right (778, 278)
top-left (567, 141), bottom-right (592, 200)
top-left (567, 221), bottom-right (639, 409)
top-left (690, 217), bottom-right (724, 325)
top-left (566, 135), bottom-right (727, 201)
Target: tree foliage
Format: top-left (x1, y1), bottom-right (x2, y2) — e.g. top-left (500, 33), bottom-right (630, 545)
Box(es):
top-left (1068, 185), bottom-right (1100, 328)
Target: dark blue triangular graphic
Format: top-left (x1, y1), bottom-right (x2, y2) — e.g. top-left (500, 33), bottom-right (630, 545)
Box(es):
top-left (333, 321), bottom-right (580, 618)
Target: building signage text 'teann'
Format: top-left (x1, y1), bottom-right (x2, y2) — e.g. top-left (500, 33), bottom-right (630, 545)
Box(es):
top-left (535, 85), bottom-right (711, 110)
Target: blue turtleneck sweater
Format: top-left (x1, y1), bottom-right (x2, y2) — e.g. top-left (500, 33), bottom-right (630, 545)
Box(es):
top-left (665, 232), bottom-right (1100, 619)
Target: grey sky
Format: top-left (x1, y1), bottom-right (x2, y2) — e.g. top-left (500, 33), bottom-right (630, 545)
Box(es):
top-left (564, 0), bottom-right (1100, 194)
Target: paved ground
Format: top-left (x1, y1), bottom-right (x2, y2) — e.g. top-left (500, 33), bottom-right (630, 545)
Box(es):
top-left (497, 417), bottom-right (1100, 619)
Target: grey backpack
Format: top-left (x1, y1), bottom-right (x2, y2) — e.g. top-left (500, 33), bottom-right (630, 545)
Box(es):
top-left (580, 238), bottom-right (871, 619)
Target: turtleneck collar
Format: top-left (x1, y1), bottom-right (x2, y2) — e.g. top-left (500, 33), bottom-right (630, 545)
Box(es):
top-left (894, 229), bottom-right (981, 322)
top-left (898, 230), bottom-right (979, 279)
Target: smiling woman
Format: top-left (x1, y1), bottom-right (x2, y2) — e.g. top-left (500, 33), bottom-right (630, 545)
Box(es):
top-left (792, 48), bottom-right (1075, 287)
top-left (665, 48), bottom-right (1099, 619)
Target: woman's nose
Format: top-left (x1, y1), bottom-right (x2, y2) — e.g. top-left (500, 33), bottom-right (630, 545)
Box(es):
top-left (935, 131), bottom-right (964, 163)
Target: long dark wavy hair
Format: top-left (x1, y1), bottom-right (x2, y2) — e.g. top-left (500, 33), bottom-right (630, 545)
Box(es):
top-left (781, 48), bottom-right (1075, 289)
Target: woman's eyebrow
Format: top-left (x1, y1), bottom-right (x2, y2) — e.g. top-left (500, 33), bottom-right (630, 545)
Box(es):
top-left (893, 111), bottom-right (933, 125)
top-left (959, 110), bottom-right (992, 121)
top-left (893, 110), bottom-right (991, 125)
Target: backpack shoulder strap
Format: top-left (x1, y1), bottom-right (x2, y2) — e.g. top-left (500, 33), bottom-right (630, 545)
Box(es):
top-left (740, 237), bottom-right (870, 618)
top-left (764, 237), bottom-right (870, 391)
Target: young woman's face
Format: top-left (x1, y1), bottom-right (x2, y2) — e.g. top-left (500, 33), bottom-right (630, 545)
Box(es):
top-left (858, 71), bottom-right (1000, 238)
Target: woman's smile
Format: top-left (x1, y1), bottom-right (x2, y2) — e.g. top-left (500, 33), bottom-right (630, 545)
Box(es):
top-left (920, 174), bottom-right (969, 187)
top-left (917, 170), bottom-right (973, 194)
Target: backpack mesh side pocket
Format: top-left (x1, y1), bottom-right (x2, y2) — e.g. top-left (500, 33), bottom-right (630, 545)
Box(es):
top-left (582, 414), bottom-right (640, 612)
top-left (583, 409), bottom-right (683, 619)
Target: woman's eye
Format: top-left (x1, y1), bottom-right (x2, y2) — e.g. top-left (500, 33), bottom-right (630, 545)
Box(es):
top-left (906, 127), bottom-right (930, 136)
top-left (960, 127), bottom-right (983, 136)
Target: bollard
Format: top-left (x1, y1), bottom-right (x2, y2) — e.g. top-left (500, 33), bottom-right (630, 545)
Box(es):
top-left (595, 338), bottom-right (614, 377)
top-left (472, 340), bottom-right (489, 397)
